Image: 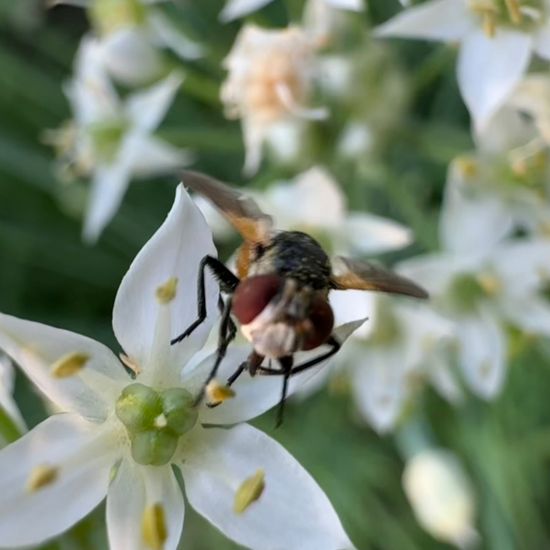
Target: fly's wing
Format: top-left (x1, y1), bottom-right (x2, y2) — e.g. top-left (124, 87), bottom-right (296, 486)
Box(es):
top-left (182, 170), bottom-right (273, 244)
top-left (330, 256), bottom-right (429, 299)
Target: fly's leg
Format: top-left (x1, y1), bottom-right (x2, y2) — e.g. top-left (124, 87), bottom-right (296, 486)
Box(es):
top-left (171, 255), bottom-right (239, 345)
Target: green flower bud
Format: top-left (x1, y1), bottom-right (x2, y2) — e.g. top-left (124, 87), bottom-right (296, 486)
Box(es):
top-left (161, 388), bottom-right (198, 436)
top-left (116, 383), bottom-right (161, 432)
top-left (131, 430), bottom-right (179, 466)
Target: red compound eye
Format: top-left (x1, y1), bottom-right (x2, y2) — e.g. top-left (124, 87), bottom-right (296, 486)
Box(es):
top-left (232, 275), bottom-right (284, 324)
top-left (302, 297), bottom-right (334, 351)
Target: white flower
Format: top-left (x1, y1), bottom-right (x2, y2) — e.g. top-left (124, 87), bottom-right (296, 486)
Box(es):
top-left (219, 0), bottom-right (363, 24)
top-left (197, 166), bottom-right (413, 255)
top-left (0, 186), bottom-right (354, 549)
top-left (375, 0), bottom-right (550, 132)
top-left (403, 448), bottom-right (478, 548)
top-left (52, 0), bottom-right (202, 85)
top-left (221, 24), bottom-right (328, 175)
top-left (57, 36), bottom-right (192, 242)
top-left (328, 291), bottom-right (459, 433)
top-left (0, 354), bottom-right (26, 447)
top-left (400, 224), bottom-right (550, 398)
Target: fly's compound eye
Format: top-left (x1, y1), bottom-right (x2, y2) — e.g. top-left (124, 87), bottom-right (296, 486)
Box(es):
top-left (232, 275), bottom-right (284, 324)
top-left (301, 297), bottom-right (334, 351)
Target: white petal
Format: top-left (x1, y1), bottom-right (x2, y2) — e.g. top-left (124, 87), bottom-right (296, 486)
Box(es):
top-left (329, 289), bottom-right (376, 339)
top-left (130, 136), bottom-right (193, 177)
top-left (440, 162), bottom-right (514, 253)
top-left (375, 0), bottom-right (472, 41)
top-left (0, 414), bottom-right (116, 546)
top-left (499, 294), bottom-right (550, 336)
top-left (351, 347), bottom-right (407, 433)
top-left (0, 313), bottom-right (127, 421)
top-left (242, 118), bottom-right (267, 177)
top-left (83, 158), bottom-right (133, 243)
top-left (100, 29), bottom-right (163, 86)
top-left (126, 72), bottom-right (183, 132)
top-left (113, 185), bottom-right (218, 384)
top-left (107, 459), bottom-right (184, 550)
top-left (219, 0), bottom-right (272, 22)
top-left (196, 320), bottom-right (365, 425)
top-left (148, 11), bottom-right (204, 60)
top-left (181, 424), bottom-right (352, 550)
top-left (534, 19), bottom-right (550, 59)
top-left (458, 29), bottom-right (532, 132)
top-left (456, 309), bottom-right (506, 399)
top-left (325, 0), bottom-right (363, 11)
top-left (261, 167), bottom-right (346, 230)
top-left (342, 213), bottom-right (413, 255)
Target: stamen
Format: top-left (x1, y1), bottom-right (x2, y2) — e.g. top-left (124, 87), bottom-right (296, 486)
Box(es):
top-left (205, 380), bottom-right (235, 406)
top-left (142, 503), bottom-right (168, 550)
top-left (119, 353), bottom-right (142, 375)
top-left (26, 464), bottom-right (58, 492)
top-left (50, 352), bottom-right (90, 378)
top-left (234, 469), bottom-right (266, 514)
top-left (482, 10), bottom-right (497, 37)
top-left (505, 0), bottom-right (523, 24)
top-left (476, 273), bottom-right (501, 295)
top-left (156, 277), bottom-right (179, 305)
top-left (455, 156), bottom-right (478, 179)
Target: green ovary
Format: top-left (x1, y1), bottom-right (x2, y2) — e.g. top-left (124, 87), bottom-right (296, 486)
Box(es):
top-left (447, 274), bottom-right (486, 313)
top-left (116, 383), bottom-right (198, 466)
top-left (89, 119), bottom-right (129, 164)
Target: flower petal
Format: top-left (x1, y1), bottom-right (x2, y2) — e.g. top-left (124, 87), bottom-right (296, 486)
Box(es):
top-left (351, 345), bottom-right (407, 433)
top-left (125, 72), bottom-right (183, 133)
top-left (181, 423), bottom-right (352, 550)
top-left (113, 185), bottom-right (218, 383)
top-left (0, 414), bottom-right (116, 547)
top-left (534, 19), bottom-right (550, 59)
top-left (499, 294), bottom-right (550, 337)
top-left (375, 0), bottom-right (473, 41)
top-left (99, 28), bottom-right (164, 86)
top-left (130, 136), bottom-right (193, 177)
top-left (196, 320), bottom-right (365, 425)
top-left (219, 0), bottom-right (272, 22)
top-left (325, 0), bottom-right (363, 11)
top-left (107, 459), bottom-right (184, 550)
top-left (0, 313), bottom-right (127, 421)
top-left (342, 213), bottom-right (413, 255)
top-left (440, 161), bottom-right (514, 253)
top-left (83, 159), bottom-right (133, 243)
top-left (148, 12), bottom-right (204, 60)
top-left (456, 308), bottom-right (506, 399)
top-left (458, 29), bottom-right (532, 132)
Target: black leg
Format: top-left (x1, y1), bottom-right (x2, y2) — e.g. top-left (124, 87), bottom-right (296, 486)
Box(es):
top-left (227, 351), bottom-right (265, 386)
top-left (195, 297), bottom-right (239, 405)
top-left (276, 356), bottom-right (294, 428)
top-left (287, 337), bottom-right (340, 376)
top-left (171, 255), bottom-right (239, 345)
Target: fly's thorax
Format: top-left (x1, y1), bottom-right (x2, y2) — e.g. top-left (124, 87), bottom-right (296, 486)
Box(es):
top-left (247, 231), bottom-right (332, 290)
top-left (232, 275), bottom-right (334, 358)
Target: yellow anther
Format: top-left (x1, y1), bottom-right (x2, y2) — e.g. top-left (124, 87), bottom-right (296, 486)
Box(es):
top-left (206, 380), bottom-right (235, 406)
top-left (156, 277), bottom-right (178, 305)
top-left (234, 469), bottom-right (266, 514)
top-left (26, 464), bottom-right (58, 492)
top-left (119, 353), bottom-right (142, 375)
top-left (50, 352), bottom-right (90, 378)
top-left (482, 11), bottom-right (497, 37)
top-left (476, 273), bottom-right (502, 295)
top-left (505, 0), bottom-right (523, 24)
top-left (142, 503), bottom-right (168, 550)
top-left (455, 156), bottom-right (478, 179)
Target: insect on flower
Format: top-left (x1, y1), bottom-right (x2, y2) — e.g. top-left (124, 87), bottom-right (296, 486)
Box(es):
top-left (172, 171), bottom-right (428, 423)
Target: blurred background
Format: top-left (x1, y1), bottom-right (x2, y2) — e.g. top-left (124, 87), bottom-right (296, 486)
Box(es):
top-left (2, 0), bottom-right (550, 548)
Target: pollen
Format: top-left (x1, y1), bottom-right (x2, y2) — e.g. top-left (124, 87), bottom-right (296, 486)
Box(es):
top-left (156, 277), bottom-right (178, 305)
top-left (206, 380), bottom-right (236, 406)
top-left (142, 503), bottom-right (168, 550)
top-left (476, 273), bottom-right (502, 295)
top-left (234, 469), bottom-right (266, 514)
top-left (455, 156), bottom-right (478, 179)
top-left (50, 352), bottom-right (90, 378)
top-left (505, 0), bottom-right (523, 24)
top-left (26, 464), bottom-right (58, 492)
